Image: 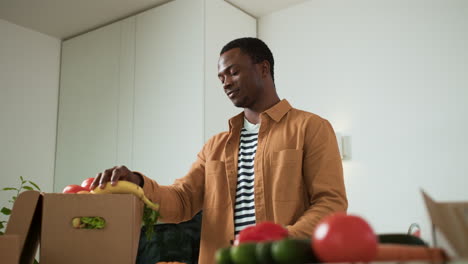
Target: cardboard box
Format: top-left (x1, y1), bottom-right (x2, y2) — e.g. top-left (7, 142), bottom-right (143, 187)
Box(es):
top-left (422, 190), bottom-right (468, 259)
top-left (0, 235), bottom-right (21, 264)
top-left (4, 190), bottom-right (42, 264)
top-left (4, 190), bottom-right (144, 264)
top-left (42, 193), bottom-right (143, 264)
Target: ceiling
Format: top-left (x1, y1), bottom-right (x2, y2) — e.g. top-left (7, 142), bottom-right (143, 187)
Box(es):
top-left (227, 0), bottom-right (308, 17)
top-left (0, 0), bottom-right (170, 39)
top-left (0, 0), bottom-right (308, 40)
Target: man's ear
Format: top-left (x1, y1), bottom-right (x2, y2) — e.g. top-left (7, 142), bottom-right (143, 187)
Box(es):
top-left (261, 60), bottom-right (271, 78)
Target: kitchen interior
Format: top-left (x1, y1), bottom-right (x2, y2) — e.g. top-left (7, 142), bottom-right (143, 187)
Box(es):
top-left (1, 0), bottom-right (467, 263)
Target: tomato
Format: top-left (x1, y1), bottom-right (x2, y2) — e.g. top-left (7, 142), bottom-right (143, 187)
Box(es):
top-left (80, 177), bottom-right (95, 190)
top-left (312, 213), bottom-right (377, 262)
top-left (62, 184), bottom-right (88, 194)
top-left (235, 221), bottom-right (288, 245)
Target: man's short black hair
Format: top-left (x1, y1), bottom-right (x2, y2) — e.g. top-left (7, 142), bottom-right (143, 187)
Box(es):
top-left (220, 37), bottom-right (275, 82)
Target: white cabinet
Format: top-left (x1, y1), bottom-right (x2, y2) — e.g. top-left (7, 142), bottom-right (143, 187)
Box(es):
top-left (204, 0), bottom-right (257, 140)
top-left (55, 18), bottom-right (135, 191)
top-left (132, 0), bottom-right (204, 185)
top-left (54, 0), bottom-right (256, 190)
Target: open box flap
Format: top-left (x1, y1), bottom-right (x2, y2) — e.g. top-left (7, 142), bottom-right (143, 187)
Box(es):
top-left (5, 190), bottom-right (42, 264)
top-left (422, 190), bottom-right (468, 258)
top-left (0, 234), bottom-right (21, 264)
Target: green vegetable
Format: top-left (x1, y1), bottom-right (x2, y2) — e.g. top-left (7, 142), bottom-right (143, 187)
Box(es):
top-left (81, 216), bottom-right (106, 229)
top-left (142, 204), bottom-right (160, 240)
top-left (70, 198), bottom-right (159, 240)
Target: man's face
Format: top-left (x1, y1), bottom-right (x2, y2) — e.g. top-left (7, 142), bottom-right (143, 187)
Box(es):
top-left (217, 48), bottom-right (264, 108)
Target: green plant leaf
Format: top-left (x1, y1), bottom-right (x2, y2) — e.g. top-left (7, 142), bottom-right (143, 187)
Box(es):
top-left (28, 181), bottom-right (41, 191)
top-left (0, 231), bottom-right (4, 235)
top-left (1, 176), bottom-right (43, 238)
top-left (142, 204), bottom-right (160, 240)
top-left (80, 217), bottom-right (106, 229)
top-left (1, 207), bottom-right (12, 215)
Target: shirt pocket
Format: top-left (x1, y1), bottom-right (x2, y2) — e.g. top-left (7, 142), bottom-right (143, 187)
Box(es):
top-left (204, 160), bottom-right (229, 209)
top-left (271, 149), bottom-right (303, 168)
top-left (271, 149), bottom-right (304, 201)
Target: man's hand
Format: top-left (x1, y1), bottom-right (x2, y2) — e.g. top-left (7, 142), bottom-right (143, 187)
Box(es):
top-left (90, 165), bottom-right (142, 190)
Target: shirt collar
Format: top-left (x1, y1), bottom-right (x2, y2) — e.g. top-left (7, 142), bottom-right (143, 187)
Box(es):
top-left (264, 99), bottom-right (292, 122)
top-left (228, 99), bottom-right (292, 130)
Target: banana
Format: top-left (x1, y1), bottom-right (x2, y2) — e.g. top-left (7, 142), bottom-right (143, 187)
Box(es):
top-left (91, 181), bottom-right (159, 211)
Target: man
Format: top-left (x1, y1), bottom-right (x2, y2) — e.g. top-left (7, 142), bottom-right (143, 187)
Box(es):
top-left (91, 37), bottom-right (347, 264)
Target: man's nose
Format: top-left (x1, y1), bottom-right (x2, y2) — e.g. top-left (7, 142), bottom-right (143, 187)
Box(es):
top-left (223, 76), bottom-right (233, 89)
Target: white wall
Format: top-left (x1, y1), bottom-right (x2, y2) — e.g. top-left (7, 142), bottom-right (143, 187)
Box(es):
top-left (259, 0), bottom-right (468, 243)
top-left (53, 0), bottom-right (257, 190)
top-left (133, 0), bottom-right (205, 185)
top-left (204, 0), bottom-right (257, 140)
top-left (55, 19), bottom-right (131, 191)
top-left (132, 0), bottom-right (257, 184)
top-left (0, 19), bottom-right (61, 222)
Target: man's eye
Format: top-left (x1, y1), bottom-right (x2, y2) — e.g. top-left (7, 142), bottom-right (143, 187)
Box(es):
top-left (232, 71), bottom-right (239, 75)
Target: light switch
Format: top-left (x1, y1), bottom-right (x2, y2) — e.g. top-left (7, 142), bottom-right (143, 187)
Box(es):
top-left (336, 133), bottom-right (351, 160)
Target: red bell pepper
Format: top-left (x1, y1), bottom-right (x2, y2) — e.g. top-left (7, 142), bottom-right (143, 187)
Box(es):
top-left (235, 221), bottom-right (288, 245)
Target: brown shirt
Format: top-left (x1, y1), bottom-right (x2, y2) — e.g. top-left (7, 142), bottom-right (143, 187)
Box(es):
top-left (141, 99), bottom-right (347, 264)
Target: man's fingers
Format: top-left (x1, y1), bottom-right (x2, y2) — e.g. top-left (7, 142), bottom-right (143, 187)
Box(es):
top-left (91, 166), bottom-right (131, 189)
top-left (90, 173), bottom-right (102, 190)
top-left (110, 167), bottom-right (124, 186)
top-left (99, 168), bottom-right (114, 189)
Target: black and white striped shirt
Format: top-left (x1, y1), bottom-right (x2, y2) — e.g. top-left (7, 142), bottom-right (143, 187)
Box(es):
top-left (234, 119), bottom-right (259, 235)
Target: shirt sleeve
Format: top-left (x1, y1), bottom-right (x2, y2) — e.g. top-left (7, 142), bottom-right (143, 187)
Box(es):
top-left (287, 118), bottom-right (348, 238)
top-left (138, 141), bottom-right (210, 223)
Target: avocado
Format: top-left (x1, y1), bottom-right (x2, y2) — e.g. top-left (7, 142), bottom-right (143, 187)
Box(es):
top-left (378, 234), bottom-right (427, 246)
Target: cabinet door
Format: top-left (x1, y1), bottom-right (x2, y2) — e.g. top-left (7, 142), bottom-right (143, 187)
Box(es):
top-left (204, 0), bottom-right (257, 141)
top-left (55, 18), bottom-right (135, 191)
top-left (133, 0), bottom-right (204, 185)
